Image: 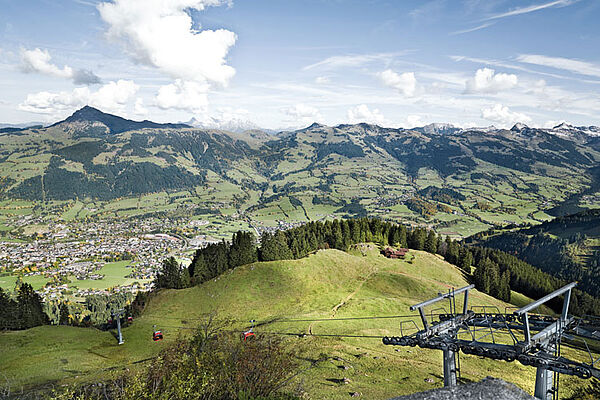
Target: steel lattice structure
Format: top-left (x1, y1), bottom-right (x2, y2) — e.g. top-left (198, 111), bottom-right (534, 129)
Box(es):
top-left (382, 283), bottom-right (600, 400)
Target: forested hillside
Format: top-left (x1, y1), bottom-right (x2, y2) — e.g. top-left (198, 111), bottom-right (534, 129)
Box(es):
top-left (467, 209), bottom-right (600, 298)
top-left (2, 107), bottom-right (600, 237)
top-left (162, 218), bottom-right (600, 317)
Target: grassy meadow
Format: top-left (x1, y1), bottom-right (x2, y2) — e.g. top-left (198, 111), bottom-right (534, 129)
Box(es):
top-left (0, 247), bottom-right (590, 399)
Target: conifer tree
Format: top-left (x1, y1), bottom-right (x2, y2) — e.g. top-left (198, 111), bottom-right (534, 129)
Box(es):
top-left (156, 257), bottom-right (187, 289)
top-left (458, 249), bottom-right (473, 274)
top-left (190, 252), bottom-right (208, 285)
top-left (229, 231), bottom-right (258, 268)
top-left (0, 287), bottom-right (18, 329)
top-left (398, 225), bottom-right (408, 248)
top-left (473, 257), bottom-right (494, 294)
top-left (16, 283), bottom-right (48, 329)
top-left (209, 241), bottom-right (230, 275)
top-left (259, 231), bottom-right (293, 261)
top-left (331, 220), bottom-right (344, 249)
top-left (409, 228), bottom-right (427, 250)
top-left (59, 302), bottom-right (70, 325)
top-left (425, 230), bottom-right (439, 253)
top-left (446, 238), bottom-right (460, 265)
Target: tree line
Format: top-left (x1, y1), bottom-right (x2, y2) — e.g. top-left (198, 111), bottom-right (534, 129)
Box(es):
top-left (156, 218), bottom-right (600, 317)
top-left (4, 217), bottom-right (599, 332)
top-left (0, 281), bottom-right (139, 330)
top-left (0, 283), bottom-right (47, 330)
top-left (469, 208), bottom-right (600, 300)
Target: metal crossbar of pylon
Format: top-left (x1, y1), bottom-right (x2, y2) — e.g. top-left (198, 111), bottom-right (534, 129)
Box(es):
top-left (382, 283), bottom-right (600, 400)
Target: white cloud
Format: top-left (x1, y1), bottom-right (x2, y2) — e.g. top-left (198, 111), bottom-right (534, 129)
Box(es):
top-left (94, 80), bottom-right (138, 110)
top-left (20, 48), bottom-right (101, 85)
top-left (19, 88), bottom-right (89, 115)
top-left (155, 79), bottom-right (209, 114)
top-left (19, 80), bottom-right (138, 115)
top-left (465, 68), bottom-right (517, 94)
top-left (303, 52), bottom-right (404, 71)
top-left (134, 98), bottom-right (148, 115)
top-left (283, 103), bottom-right (321, 121)
top-left (315, 76), bottom-right (330, 84)
top-left (516, 54), bottom-right (600, 78)
top-left (21, 48), bottom-right (72, 78)
top-left (451, 55), bottom-right (600, 85)
top-left (98, 0), bottom-right (236, 114)
top-left (347, 104), bottom-right (386, 125)
top-left (378, 69), bottom-right (417, 97)
top-left (485, 0), bottom-right (577, 20)
top-left (97, 0), bottom-right (236, 86)
top-left (451, 22), bottom-right (495, 35)
top-left (406, 115), bottom-right (423, 127)
top-left (481, 104), bottom-right (531, 127)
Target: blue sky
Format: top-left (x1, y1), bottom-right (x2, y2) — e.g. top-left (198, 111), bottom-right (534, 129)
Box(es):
top-left (1, 0), bottom-right (599, 129)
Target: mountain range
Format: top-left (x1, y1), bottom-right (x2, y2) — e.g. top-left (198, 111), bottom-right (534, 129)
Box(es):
top-left (1, 106), bottom-right (600, 235)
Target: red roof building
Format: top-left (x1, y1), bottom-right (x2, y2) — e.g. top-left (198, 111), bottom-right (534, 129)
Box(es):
top-left (382, 247), bottom-right (409, 259)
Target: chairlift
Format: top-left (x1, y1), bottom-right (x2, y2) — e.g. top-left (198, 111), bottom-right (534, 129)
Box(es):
top-left (242, 319), bottom-right (256, 341)
top-left (152, 324), bottom-right (163, 341)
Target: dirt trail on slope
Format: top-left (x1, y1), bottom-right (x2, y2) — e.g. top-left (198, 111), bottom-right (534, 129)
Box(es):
top-left (307, 268), bottom-right (377, 335)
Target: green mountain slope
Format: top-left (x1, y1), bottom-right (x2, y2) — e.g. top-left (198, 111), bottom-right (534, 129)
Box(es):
top-left (2, 107), bottom-right (600, 237)
top-left (0, 248), bottom-right (580, 399)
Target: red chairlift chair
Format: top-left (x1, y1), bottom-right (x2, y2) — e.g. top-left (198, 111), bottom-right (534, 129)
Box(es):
top-left (242, 319), bottom-right (256, 341)
top-left (152, 325), bottom-right (163, 341)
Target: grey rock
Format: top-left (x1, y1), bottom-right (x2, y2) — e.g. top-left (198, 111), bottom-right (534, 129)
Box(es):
top-left (389, 377), bottom-right (535, 400)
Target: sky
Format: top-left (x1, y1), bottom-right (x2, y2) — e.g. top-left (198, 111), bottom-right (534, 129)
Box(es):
top-left (1, 0), bottom-right (599, 129)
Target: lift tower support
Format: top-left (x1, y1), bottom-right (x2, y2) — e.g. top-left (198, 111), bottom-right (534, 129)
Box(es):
top-left (410, 284), bottom-right (475, 387)
top-left (112, 309), bottom-right (125, 345)
top-left (383, 282), bottom-right (596, 400)
top-left (514, 282), bottom-right (576, 400)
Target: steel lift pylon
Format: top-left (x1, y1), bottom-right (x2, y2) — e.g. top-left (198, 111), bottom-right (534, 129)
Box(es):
top-left (408, 284), bottom-right (474, 387)
top-left (383, 282), bottom-right (600, 400)
top-left (516, 282), bottom-right (575, 400)
top-left (111, 309), bottom-right (125, 345)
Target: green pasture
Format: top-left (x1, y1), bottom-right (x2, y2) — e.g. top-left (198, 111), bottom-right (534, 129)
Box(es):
top-left (69, 261), bottom-right (142, 290)
top-left (0, 249), bottom-right (589, 398)
top-left (0, 274), bottom-right (50, 291)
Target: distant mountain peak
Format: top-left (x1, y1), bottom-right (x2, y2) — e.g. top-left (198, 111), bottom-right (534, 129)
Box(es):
top-left (67, 105), bottom-right (104, 120)
top-left (416, 123), bottom-right (459, 135)
top-left (186, 116), bottom-right (262, 133)
top-left (51, 106), bottom-right (190, 135)
top-left (552, 122), bottom-right (574, 130)
top-left (510, 122), bottom-right (529, 132)
top-left (307, 122), bottom-right (326, 129)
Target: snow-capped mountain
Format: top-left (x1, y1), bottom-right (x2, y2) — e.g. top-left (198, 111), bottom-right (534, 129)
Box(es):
top-left (414, 123), bottom-right (460, 135)
top-left (186, 116), bottom-right (262, 133)
top-left (549, 123), bottom-right (600, 137)
top-left (510, 122), bottom-right (529, 132)
top-left (460, 125), bottom-right (499, 133)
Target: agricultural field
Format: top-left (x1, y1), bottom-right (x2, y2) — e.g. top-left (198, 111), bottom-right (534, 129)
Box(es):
top-left (0, 274), bottom-right (50, 291)
top-left (68, 261), bottom-right (147, 291)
